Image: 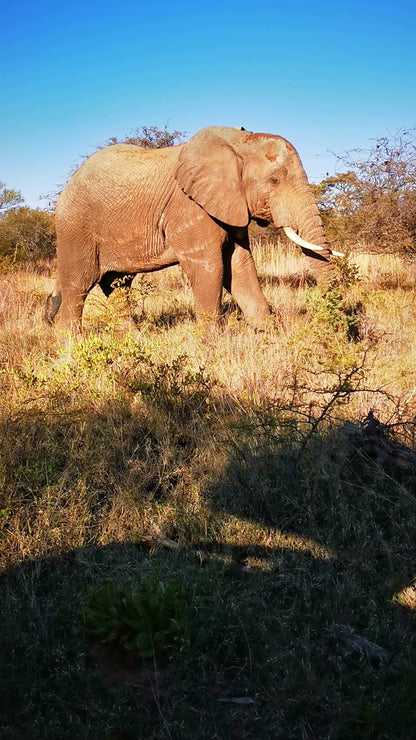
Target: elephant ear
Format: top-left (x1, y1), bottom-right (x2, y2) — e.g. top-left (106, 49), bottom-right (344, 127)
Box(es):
top-left (174, 128), bottom-right (249, 227)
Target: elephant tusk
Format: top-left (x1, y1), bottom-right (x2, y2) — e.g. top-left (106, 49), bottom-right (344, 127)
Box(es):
top-left (282, 227), bottom-right (344, 258)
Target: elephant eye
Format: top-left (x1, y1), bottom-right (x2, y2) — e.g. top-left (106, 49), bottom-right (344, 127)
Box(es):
top-left (270, 177), bottom-right (279, 186)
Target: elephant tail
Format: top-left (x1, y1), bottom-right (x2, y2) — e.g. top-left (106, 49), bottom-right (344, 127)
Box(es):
top-left (45, 286), bottom-right (62, 325)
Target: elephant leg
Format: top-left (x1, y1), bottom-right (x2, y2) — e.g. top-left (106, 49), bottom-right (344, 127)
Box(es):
top-left (165, 199), bottom-right (227, 323)
top-left (179, 252), bottom-right (224, 322)
top-left (59, 285), bottom-right (89, 332)
top-left (56, 261), bottom-right (100, 332)
top-left (223, 240), bottom-right (271, 325)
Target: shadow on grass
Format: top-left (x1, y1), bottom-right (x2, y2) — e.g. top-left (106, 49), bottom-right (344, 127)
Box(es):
top-left (1, 401), bottom-right (416, 738)
top-left (137, 304), bottom-right (195, 328)
top-left (259, 273), bottom-right (316, 288)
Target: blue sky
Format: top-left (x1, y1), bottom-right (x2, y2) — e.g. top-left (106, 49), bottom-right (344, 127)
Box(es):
top-left (1, 0), bottom-right (415, 208)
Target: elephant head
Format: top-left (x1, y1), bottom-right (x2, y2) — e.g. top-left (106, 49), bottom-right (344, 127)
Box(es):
top-left (175, 126), bottom-right (340, 282)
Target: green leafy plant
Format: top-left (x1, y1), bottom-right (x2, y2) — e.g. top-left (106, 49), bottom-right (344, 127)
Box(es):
top-left (82, 577), bottom-right (190, 656)
top-left (307, 287), bottom-right (361, 340)
top-left (333, 255), bottom-right (361, 287)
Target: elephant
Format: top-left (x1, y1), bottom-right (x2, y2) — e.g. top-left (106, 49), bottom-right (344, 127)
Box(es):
top-left (46, 126), bottom-right (341, 331)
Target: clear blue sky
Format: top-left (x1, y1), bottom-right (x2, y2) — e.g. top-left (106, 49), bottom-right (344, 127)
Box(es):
top-left (1, 0), bottom-right (415, 208)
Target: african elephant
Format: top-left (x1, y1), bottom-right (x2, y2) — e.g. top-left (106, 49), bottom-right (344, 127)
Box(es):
top-left (46, 126), bottom-right (340, 331)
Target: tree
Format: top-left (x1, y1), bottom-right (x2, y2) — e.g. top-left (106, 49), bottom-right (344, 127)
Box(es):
top-left (312, 128), bottom-right (416, 254)
top-left (0, 181), bottom-right (24, 214)
top-left (102, 125), bottom-right (186, 149)
top-left (0, 207), bottom-right (56, 271)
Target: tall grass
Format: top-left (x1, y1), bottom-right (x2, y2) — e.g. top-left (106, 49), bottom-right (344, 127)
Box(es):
top-left (1, 244), bottom-right (416, 738)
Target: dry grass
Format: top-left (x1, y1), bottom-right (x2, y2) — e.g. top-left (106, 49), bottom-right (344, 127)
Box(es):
top-left (1, 244), bottom-right (416, 738)
top-left (352, 251), bottom-right (416, 288)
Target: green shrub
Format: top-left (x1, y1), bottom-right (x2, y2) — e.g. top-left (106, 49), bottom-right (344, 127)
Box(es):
top-left (306, 287), bottom-right (361, 340)
top-left (333, 255), bottom-right (361, 287)
top-left (82, 577), bottom-right (189, 656)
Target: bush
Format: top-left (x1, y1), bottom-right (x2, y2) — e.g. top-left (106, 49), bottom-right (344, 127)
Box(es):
top-left (312, 128), bottom-right (416, 254)
top-left (0, 207), bottom-right (56, 270)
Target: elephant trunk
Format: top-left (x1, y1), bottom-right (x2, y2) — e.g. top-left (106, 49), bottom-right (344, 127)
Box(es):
top-left (270, 182), bottom-right (342, 282)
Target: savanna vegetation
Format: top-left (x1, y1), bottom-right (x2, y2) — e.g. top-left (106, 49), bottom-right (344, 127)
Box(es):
top-left (1, 128), bottom-right (416, 738)
top-left (311, 127), bottom-right (416, 255)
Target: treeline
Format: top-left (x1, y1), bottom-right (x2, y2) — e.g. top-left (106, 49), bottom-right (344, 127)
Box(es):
top-left (1, 126), bottom-right (415, 272)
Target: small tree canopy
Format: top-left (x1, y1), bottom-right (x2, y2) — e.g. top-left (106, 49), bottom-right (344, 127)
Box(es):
top-left (312, 128), bottom-right (416, 254)
top-left (0, 207), bottom-right (56, 271)
top-left (0, 181), bottom-right (24, 214)
top-left (102, 125), bottom-right (186, 149)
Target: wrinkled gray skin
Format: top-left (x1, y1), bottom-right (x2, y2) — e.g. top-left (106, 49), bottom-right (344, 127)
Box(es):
top-left (46, 126), bottom-right (335, 331)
